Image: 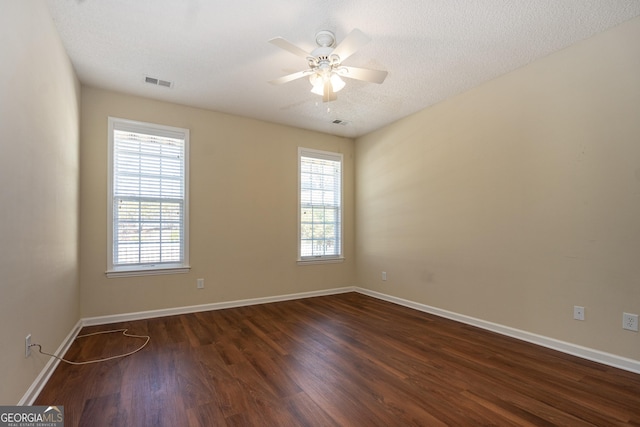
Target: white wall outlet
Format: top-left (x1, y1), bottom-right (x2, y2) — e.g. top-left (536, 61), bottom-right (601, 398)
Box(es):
top-left (622, 312), bottom-right (638, 332)
top-left (381, 271), bottom-right (387, 281)
top-left (25, 334), bottom-right (32, 358)
top-left (197, 278), bottom-right (204, 289)
top-left (573, 306), bottom-right (585, 321)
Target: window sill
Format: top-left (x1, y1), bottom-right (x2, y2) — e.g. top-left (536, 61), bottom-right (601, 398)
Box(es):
top-left (106, 265), bottom-right (191, 278)
top-left (297, 257), bottom-right (345, 266)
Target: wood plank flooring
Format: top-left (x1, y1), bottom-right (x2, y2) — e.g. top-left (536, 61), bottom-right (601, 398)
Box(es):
top-left (35, 292), bottom-right (640, 426)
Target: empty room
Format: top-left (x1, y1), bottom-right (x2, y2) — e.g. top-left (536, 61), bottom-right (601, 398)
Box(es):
top-left (1, 0), bottom-right (640, 425)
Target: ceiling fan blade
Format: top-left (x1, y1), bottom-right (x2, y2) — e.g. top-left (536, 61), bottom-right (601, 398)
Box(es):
top-left (339, 66), bottom-right (388, 84)
top-left (268, 37), bottom-right (311, 59)
top-left (269, 70), bottom-right (310, 85)
top-left (331, 28), bottom-right (371, 62)
top-left (323, 80), bottom-right (337, 102)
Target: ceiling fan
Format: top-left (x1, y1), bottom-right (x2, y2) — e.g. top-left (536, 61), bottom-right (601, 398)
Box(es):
top-left (268, 29), bottom-right (388, 102)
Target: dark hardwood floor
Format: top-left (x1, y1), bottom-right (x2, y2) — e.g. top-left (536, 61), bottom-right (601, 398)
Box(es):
top-left (35, 292), bottom-right (640, 426)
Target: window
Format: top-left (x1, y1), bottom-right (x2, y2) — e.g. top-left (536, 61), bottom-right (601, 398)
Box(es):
top-left (107, 117), bottom-right (189, 277)
top-left (298, 148), bottom-right (343, 263)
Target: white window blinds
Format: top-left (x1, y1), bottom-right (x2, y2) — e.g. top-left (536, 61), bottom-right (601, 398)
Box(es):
top-left (299, 148), bottom-right (343, 261)
top-left (108, 118), bottom-right (189, 276)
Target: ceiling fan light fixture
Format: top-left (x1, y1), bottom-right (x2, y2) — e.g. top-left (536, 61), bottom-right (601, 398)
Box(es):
top-left (309, 72), bottom-right (345, 96)
top-left (309, 73), bottom-right (325, 95)
top-left (330, 73), bottom-right (345, 92)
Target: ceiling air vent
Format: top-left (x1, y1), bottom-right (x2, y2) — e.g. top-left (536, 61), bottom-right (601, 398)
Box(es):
top-left (144, 76), bottom-right (173, 88)
top-left (331, 119), bottom-right (349, 126)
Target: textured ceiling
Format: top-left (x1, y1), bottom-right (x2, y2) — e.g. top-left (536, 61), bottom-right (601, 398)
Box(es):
top-left (46, 0), bottom-right (640, 138)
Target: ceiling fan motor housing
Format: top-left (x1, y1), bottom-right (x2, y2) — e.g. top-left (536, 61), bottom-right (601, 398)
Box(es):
top-left (315, 30), bottom-right (336, 48)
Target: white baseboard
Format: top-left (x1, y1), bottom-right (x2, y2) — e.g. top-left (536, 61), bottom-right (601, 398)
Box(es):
top-left (82, 286), bottom-right (357, 326)
top-left (19, 320), bottom-right (83, 406)
top-left (21, 284), bottom-right (639, 405)
top-left (356, 287), bottom-right (640, 374)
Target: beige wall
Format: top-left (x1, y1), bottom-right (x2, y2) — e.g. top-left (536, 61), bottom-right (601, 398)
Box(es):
top-left (80, 87), bottom-right (356, 317)
top-left (0, 1), bottom-right (80, 404)
top-left (356, 16), bottom-right (640, 360)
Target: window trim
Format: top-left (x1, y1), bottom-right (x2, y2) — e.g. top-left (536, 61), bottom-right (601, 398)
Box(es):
top-left (106, 117), bottom-right (190, 278)
top-left (297, 147), bottom-right (344, 265)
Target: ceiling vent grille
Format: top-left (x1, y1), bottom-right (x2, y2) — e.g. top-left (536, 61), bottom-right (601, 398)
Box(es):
top-left (144, 76), bottom-right (173, 88)
top-left (332, 119), bottom-right (349, 126)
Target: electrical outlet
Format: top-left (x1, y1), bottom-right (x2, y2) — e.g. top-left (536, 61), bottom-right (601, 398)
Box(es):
top-left (382, 271), bottom-right (387, 281)
top-left (622, 312), bottom-right (638, 332)
top-left (197, 278), bottom-right (204, 289)
top-left (25, 334), bottom-right (32, 358)
top-left (573, 306), bottom-right (585, 321)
